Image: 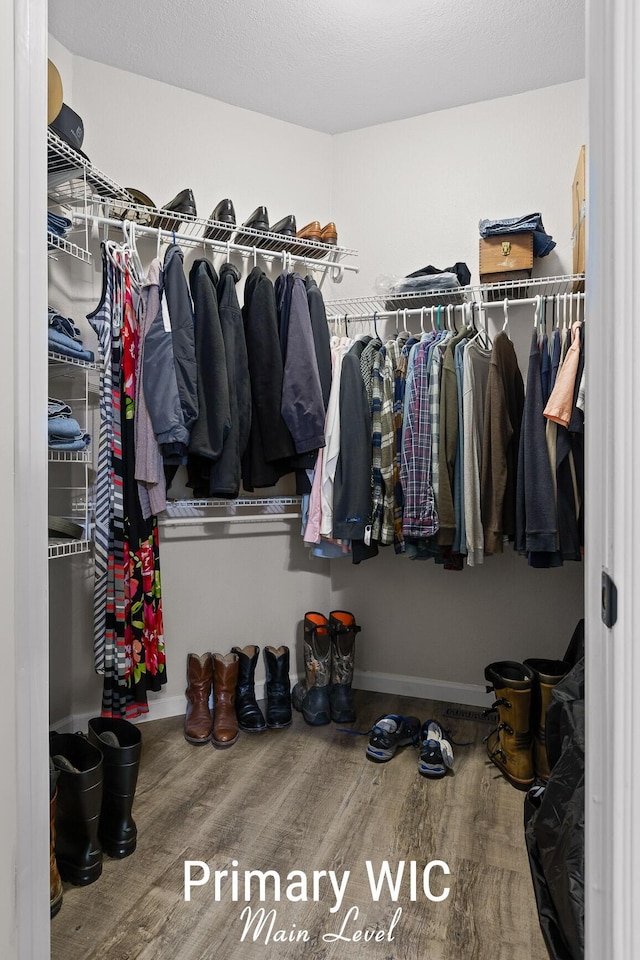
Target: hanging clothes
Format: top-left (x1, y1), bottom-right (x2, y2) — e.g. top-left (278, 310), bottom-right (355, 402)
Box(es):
top-left (481, 331), bottom-right (525, 554)
top-left (135, 258), bottom-right (167, 520)
top-left (186, 258), bottom-right (231, 494)
top-left (241, 266), bottom-right (295, 490)
top-left (462, 338), bottom-right (492, 566)
top-left (437, 325), bottom-right (472, 546)
top-left (88, 243), bottom-right (166, 720)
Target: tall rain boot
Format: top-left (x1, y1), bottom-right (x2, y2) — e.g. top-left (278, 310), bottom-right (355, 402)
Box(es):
top-left (292, 612), bottom-right (332, 726)
top-left (328, 610), bottom-right (361, 723)
top-left (483, 661), bottom-right (535, 790)
top-left (212, 653), bottom-right (240, 748)
top-left (88, 717), bottom-right (142, 859)
top-left (49, 759), bottom-right (63, 918)
top-left (184, 652), bottom-right (214, 745)
top-left (523, 658), bottom-right (572, 780)
top-left (263, 646), bottom-right (292, 729)
top-left (49, 732), bottom-right (103, 886)
top-left (232, 645), bottom-right (267, 733)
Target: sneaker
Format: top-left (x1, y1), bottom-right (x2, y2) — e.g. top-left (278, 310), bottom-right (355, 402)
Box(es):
top-left (366, 715), bottom-right (421, 763)
top-left (418, 720), bottom-right (454, 779)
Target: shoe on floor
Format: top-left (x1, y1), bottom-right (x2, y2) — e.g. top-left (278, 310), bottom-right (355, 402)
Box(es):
top-left (365, 714), bottom-right (420, 763)
top-left (418, 720), bottom-right (454, 779)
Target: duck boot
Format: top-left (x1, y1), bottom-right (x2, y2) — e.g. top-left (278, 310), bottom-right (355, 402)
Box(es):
top-left (184, 652), bottom-right (213, 745)
top-left (49, 761), bottom-right (63, 918)
top-left (49, 732), bottom-right (103, 886)
top-left (232, 645), bottom-right (267, 733)
top-left (212, 653), bottom-right (239, 748)
top-left (524, 658), bottom-right (572, 780)
top-left (88, 717), bottom-right (142, 859)
top-left (292, 612), bottom-right (332, 726)
top-left (328, 610), bottom-right (361, 723)
top-left (263, 646), bottom-right (292, 729)
top-left (483, 661), bottom-right (535, 790)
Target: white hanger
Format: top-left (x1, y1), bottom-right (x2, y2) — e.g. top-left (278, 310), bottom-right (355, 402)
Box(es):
top-left (430, 306), bottom-right (436, 332)
top-left (533, 294), bottom-right (542, 330)
top-left (502, 297), bottom-right (510, 334)
top-left (420, 307), bottom-right (426, 335)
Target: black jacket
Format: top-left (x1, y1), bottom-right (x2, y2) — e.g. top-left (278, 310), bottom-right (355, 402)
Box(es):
top-left (163, 244), bottom-right (198, 454)
top-left (207, 262), bottom-right (251, 498)
top-left (305, 275), bottom-right (332, 410)
top-left (241, 267), bottom-right (295, 490)
top-left (333, 339), bottom-right (373, 541)
top-left (187, 260), bottom-right (231, 492)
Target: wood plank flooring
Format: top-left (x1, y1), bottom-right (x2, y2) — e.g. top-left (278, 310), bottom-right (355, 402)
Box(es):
top-left (50, 691), bottom-right (549, 960)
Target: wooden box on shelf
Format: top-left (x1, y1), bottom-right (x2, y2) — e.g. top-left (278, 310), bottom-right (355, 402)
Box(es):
top-left (479, 231), bottom-right (534, 285)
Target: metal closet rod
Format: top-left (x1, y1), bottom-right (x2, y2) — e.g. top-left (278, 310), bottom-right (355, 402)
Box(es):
top-left (72, 212), bottom-right (359, 275)
top-left (159, 513), bottom-right (302, 527)
top-left (327, 291), bottom-right (585, 323)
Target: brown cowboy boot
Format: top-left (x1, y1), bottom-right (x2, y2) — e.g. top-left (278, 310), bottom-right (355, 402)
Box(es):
top-left (292, 612), bottom-right (332, 726)
top-left (184, 653), bottom-right (213, 745)
top-left (212, 653), bottom-right (239, 748)
top-left (50, 761), bottom-right (63, 918)
top-left (484, 661), bottom-right (535, 790)
top-left (524, 658), bottom-right (572, 780)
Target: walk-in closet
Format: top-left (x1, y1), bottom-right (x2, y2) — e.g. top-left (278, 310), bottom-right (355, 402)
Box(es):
top-left (7, 1), bottom-right (640, 959)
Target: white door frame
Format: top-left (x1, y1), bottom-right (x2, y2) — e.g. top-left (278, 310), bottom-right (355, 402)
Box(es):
top-left (9, 1), bottom-right (635, 958)
top-left (13, 0), bottom-right (50, 957)
top-left (585, 1), bottom-right (640, 957)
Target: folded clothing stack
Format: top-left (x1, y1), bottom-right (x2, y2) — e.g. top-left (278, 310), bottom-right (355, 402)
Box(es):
top-left (48, 397), bottom-right (90, 451)
top-left (478, 213), bottom-right (556, 257)
top-left (47, 211), bottom-right (73, 245)
top-left (384, 261), bottom-right (471, 309)
top-left (48, 307), bottom-right (95, 363)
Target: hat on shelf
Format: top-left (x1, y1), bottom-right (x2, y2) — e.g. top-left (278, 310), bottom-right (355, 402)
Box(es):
top-left (47, 59), bottom-right (63, 125)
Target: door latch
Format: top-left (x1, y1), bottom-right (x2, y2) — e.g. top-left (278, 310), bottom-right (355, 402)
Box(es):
top-left (501, 241), bottom-right (511, 256)
top-left (601, 570), bottom-right (618, 628)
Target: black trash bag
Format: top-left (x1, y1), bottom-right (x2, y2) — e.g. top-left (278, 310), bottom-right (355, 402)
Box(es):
top-left (524, 658), bottom-right (585, 960)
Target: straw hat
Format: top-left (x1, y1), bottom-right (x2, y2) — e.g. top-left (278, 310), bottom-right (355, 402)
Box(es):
top-left (47, 59), bottom-right (63, 125)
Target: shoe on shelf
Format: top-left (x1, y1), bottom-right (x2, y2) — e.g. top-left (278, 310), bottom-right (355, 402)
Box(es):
top-left (296, 220), bottom-right (322, 244)
top-left (365, 714), bottom-right (421, 763)
top-left (112, 188), bottom-right (156, 224)
top-left (270, 214), bottom-right (298, 251)
top-left (204, 198), bottom-right (236, 241)
top-left (236, 205), bottom-right (270, 246)
top-left (320, 222), bottom-right (338, 245)
top-left (418, 720), bottom-right (454, 779)
top-left (154, 188), bottom-right (197, 232)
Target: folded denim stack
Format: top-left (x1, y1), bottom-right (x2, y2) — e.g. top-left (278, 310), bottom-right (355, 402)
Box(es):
top-left (48, 397), bottom-right (90, 451)
top-left (47, 211), bottom-right (73, 248)
top-left (48, 307), bottom-right (95, 363)
top-left (479, 213), bottom-right (556, 258)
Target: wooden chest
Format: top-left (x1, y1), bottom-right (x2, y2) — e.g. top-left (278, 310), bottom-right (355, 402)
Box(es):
top-left (479, 232), bottom-right (534, 285)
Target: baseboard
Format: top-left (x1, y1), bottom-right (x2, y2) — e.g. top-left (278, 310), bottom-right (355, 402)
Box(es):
top-left (51, 670), bottom-right (489, 730)
top-left (352, 670), bottom-right (493, 708)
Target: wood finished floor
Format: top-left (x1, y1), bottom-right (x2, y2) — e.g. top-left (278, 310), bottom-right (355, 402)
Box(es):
top-left (50, 691), bottom-right (548, 960)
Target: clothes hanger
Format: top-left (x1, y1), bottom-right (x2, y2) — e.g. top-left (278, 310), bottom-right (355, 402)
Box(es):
top-left (420, 307), bottom-right (427, 335)
top-left (430, 306), bottom-right (436, 332)
top-left (436, 305), bottom-right (443, 331)
top-left (533, 294), bottom-right (541, 334)
top-left (373, 311), bottom-right (379, 340)
top-left (502, 297), bottom-right (510, 335)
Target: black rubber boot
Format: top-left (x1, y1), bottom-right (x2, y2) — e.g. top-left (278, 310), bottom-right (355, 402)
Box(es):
top-left (328, 610), bottom-right (361, 723)
top-left (232, 645), bottom-right (267, 733)
top-left (292, 612), bottom-right (331, 726)
top-left (87, 717), bottom-right (142, 859)
top-left (263, 646), bottom-right (292, 729)
top-left (50, 732), bottom-right (103, 886)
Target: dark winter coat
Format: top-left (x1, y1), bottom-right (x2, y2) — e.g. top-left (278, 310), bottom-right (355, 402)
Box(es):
top-left (162, 244), bottom-right (198, 455)
top-left (186, 260), bottom-right (231, 492)
top-left (241, 267), bottom-right (295, 491)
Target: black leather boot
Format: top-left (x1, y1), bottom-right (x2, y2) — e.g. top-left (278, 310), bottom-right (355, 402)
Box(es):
top-left (232, 645), bottom-right (267, 733)
top-left (329, 610), bottom-right (361, 723)
top-left (263, 646), bottom-right (292, 729)
top-left (50, 732), bottom-right (103, 886)
top-left (87, 717), bottom-right (142, 859)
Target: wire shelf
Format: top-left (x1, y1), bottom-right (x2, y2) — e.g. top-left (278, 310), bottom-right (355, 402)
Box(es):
top-left (97, 197), bottom-right (358, 261)
top-left (48, 538), bottom-right (92, 559)
top-left (47, 232), bottom-right (92, 264)
top-left (160, 496), bottom-right (303, 526)
top-left (47, 130), bottom-right (133, 206)
top-left (48, 351), bottom-right (99, 370)
top-left (163, 496), bottom-right (302, 513)
top-left (48, 449), bottom-right (91, 463)
top-left (325, 274), bottom-right (586, 319)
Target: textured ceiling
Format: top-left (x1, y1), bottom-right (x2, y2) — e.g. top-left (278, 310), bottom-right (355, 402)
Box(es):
top-left (48, 0), bottom-right (585, 135)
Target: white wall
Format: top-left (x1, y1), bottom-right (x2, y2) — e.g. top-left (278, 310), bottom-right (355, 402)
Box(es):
top-left (331, 80), bottom-right (586, 299)
top-left (48, 46), bottom-right (586, 724)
